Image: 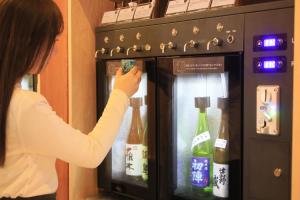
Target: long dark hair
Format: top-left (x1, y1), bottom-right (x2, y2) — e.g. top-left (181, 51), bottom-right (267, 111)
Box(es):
top-left (0, 0), bottom-right (63, 166)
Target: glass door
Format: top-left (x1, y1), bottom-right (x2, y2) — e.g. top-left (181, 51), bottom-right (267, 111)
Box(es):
top-left (157, 55), bottom-right (242, 200)
top-left (97, 58), bottom-right (157, 200)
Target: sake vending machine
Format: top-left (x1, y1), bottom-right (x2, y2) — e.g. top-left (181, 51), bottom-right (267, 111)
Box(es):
top-left (96, 1), bottom-right (294, 199)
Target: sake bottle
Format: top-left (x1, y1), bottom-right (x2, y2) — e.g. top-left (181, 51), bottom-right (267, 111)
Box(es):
top-left (142, 95), bottom-right (148, 182)
top-left (126, 97), bottom-right (143, 181)
top-left (213, 97), bottom-right (229, 198)
top-left (191, 97), bottom-right (213, 194)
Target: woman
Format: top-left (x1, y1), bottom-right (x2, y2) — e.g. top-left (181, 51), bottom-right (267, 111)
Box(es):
top-left (0, 0), bottom-right (142, 199)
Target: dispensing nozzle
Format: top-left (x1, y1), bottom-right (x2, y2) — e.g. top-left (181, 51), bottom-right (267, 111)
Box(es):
top-left (207, 37), bottom-right (223, 51)
top-left (183, 40), bottom-right (199, 52)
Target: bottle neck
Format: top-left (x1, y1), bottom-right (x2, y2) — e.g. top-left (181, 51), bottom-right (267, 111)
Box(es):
top-left (196, 109), bottom-right (209, 135)
top-left (131, 106), bottom-right (143, 133)
top-left (218, 110), bottom-right (229, 139)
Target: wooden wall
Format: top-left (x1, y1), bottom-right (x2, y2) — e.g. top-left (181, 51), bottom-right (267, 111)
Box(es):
top-left (68, 1), bottom-right (113, 200)
top-left (39, 0), bottom-right (69, 200)
top-left (292, 1), bottom-right (299, 199)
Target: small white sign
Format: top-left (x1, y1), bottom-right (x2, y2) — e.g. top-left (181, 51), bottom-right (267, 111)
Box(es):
top-left (188, 0), bottom-right (211, 12)
top-left (101, 10), bottom-right (120, 24)
top-left (134, 3), bottom-right (154, 20)
top-left (166, 0), bottom-right (189, 15)
top-left (214, 138), bottom-right (227, 149)
top-left (211, 0), bottom-right (236, 8)
top-left (117, 7), bottom-right (136, 22)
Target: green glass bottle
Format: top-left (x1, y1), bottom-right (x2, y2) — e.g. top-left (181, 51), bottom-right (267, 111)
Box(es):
top-left (213, 97), bottom-right (229, 198)
top-left (191, 97), bottom-right (213, 194)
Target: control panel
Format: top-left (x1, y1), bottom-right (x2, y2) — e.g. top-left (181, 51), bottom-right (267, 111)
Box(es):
top-left (244, 7), bottom-right (293, 200)
top-left (95, 15), bottom-right (244, 59)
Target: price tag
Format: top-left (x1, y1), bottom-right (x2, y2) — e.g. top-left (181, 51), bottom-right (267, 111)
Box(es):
top-left (166, 0), bottom-right (189, 15)
top-left (214, 139), bottom-right (227, 149)
top-left (134, 3), bottom-right (154, 20)
top-left (117, 7), bottom-right (136, 22)
top-left (101, 10), bottom-right (120, 24)
top-left (188, 0), bottom-right (211, 12)
top-left (211, 0), bottom-right (236, 8)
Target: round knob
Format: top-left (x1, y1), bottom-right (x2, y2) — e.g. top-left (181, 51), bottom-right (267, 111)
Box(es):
top-left (133, 45), bottom-right (142, 52)
top-left (257, 61), bottom-right (263, 68)
top-left (168, 42), bottom-right (177, 49)
top-left (274, 168), bottom-right (282, 177)
top-left (171, 28), bottom-right (178, 37)
top-left (190, 40), bottom-right (199, 48)
top-left (227, 34), bottom-right (235, 44)
top-left (160, 43), bottom-right (166, 50)
top-left (144, 44), bottom-right (152, 51)
top-left (277, 60), bottom-right (284, 68)
top-left (104, 36), bottom-right (109, 44)
top-left (119, 34), bottom-right (125, 42)
top-left (257, 40), bottom-right (263, 47)
top-left (193, 26), bottom-right (200, 35)
top-left (216, 23), bottom-right (224, 32)
top-left (100, 48), bottom-right (109, 55)
top-left (212, 37), bottom-right (223, 47)
top-left (116, 46), bottom-right (124, 53)
top-left (136, 32), bottom-right (142, 40)
top-left (277, 38), bottom-right (284, 46)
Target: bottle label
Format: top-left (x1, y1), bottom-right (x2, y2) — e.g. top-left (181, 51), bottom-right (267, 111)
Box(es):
top-left (214, 139), bottom-right (228, 149)
top-left (191, 131), bottom-right (211, 150)
top-left (125, 144), bottom-right (143, 176)
top-left (142, 145), bottom-right (148, 181)
top-left (191, 157), bottom-right (210, 187)
top-left (213, 162), bottom-right (229, 198)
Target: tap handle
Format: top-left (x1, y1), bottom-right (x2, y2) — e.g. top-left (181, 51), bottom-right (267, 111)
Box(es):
top-left (95, 50), bottom-right (100, 59)
top-left (207, 37), bottom-right (223, 51)
top-left (110, 48), bottom-right (116, 57)
top-left (126, 47), bottom-right (134, 56)
top-left (183, 42), bottom-right (189, 53)
top-left (116, 46), bottom-right (125, 54)
top-left (168, 41), bottom-right (177, 49)
top-left (160, 43), bottom-right (167, 54)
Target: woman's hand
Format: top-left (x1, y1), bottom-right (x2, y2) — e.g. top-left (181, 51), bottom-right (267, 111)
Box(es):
top-left (114, 66), bottom-right (142, 97)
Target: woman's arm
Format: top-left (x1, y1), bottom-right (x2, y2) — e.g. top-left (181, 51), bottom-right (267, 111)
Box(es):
top-left (17, 89), bottom-right (129, 168)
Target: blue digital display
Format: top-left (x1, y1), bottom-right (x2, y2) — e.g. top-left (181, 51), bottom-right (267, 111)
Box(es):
top-left (263, 38), bottom-right (276, 47)
top-left (254, 56), bottom-right (286, 73)
top-left (263, 60), bottom-right (276, 69)
top-left (254, 34), bottom-right (287, 52)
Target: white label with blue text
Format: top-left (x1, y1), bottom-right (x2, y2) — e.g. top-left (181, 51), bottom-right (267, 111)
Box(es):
top-left (191, 131), bottom-right (211, 150)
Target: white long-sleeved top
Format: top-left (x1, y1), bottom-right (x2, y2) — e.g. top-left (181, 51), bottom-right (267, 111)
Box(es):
top-left (0, 86), bottom-right (129, 198)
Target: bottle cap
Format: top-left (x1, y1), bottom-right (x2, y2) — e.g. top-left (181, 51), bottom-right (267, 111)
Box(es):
top-left (130, 97), bottom-right (143, 107)
top-left (194, 97), bottom-right (210, 112)
top-left (217, 97), bottom-right (229, 111)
